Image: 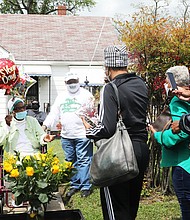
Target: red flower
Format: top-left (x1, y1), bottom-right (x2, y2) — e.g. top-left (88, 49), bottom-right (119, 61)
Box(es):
top-left (152, 76), bottom-right (165, 93)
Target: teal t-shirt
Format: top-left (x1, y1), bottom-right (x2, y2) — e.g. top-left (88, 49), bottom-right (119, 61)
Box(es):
top-left (154, 96), bottom-right (190, 174)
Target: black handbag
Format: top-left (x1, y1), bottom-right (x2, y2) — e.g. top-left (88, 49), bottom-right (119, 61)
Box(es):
top-left (151, 105), bottom-right (181, 149)
top-left (151, 106), bottom-right (172, 132)
top-left (90, 82), bottom-right (139, 187)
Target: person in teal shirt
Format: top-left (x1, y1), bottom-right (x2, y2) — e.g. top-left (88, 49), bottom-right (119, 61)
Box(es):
top-left (149, 66), bottom-right (190, 220)
top-left (171, 86), bottom-right (190, 134)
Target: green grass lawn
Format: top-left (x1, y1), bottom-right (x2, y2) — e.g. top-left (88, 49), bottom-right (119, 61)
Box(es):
top-left (48, 139), bottom-right (181, 220)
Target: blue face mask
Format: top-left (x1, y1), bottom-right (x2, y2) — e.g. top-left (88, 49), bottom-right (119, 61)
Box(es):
top-left (15, 110), bottom-right (27, 120)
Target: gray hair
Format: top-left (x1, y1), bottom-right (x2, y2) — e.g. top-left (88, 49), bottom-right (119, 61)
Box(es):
top-left (166, 66), bottom-right (189, 87)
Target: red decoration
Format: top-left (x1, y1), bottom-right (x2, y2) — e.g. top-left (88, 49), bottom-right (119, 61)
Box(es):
top-left (5, 72), bottom-right (37, 98)
top-left (0, 58), bottom-right (19, 90)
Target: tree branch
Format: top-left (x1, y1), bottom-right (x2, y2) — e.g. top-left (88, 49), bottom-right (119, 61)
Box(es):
top-left (21, 0), bottom-right (27, 9)
top-left (7, 0), bottom-right (24, 14)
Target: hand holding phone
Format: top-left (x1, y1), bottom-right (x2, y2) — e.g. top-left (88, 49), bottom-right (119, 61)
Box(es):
top-left (75, 113), bottom-right (97, 128)
top-left (83, 115), bottom-right (97, 127)
top-left (166, 72), bottom-right (177, 90)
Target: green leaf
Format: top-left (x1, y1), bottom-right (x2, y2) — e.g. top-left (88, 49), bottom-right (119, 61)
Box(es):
top-left (38, 193), bottom-right (48, 203)
top-left (37, 181), bottom-right (48, 188)
top-left (14, 190), bottom-right (22, 197)
top-left (16, 194), bottom-right (25, 205)
top-left (9, 181), bottom-right (17, 188)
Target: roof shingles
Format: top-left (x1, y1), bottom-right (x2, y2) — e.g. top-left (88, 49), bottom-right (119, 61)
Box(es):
top-left (0, 14), bottom-right (119, 62)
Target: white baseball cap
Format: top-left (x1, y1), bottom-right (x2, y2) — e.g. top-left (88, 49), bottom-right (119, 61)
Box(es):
top-left (65, 72), bottom-right (79, 82)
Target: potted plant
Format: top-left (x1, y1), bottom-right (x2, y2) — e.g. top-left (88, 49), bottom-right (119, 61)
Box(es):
top-left (3, 149), bottom-right (77, 220)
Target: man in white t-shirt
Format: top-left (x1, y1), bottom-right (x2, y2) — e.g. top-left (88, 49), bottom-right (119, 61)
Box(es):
top-left (43, 72), bottom-right (95, 198)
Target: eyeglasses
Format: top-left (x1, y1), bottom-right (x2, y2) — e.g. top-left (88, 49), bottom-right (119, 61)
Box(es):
top-left (14, 105), bottom-right (26, 111)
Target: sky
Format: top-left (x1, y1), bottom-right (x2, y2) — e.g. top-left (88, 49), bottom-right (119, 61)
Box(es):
top-left (80, 0), bottom-right (181, 18)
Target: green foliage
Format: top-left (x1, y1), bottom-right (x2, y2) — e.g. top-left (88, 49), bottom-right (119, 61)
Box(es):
top-left (141, 179), bottom-right (152, 198)
top-left (117, 6), bottom-right (190, 107)
top-left (137, 200), bottom-right (181, 220)
top-left (0, 0), bottom-right (96, 15)
top-left (3, 150), bottom-right (75, 207)
top-left (65, 187), bottom-right (103, 220)
top-left (119, 6), bottom-right (190, 73)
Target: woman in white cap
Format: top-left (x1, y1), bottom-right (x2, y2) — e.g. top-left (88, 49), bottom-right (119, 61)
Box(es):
top-left (0, 97), bottom-right (55, 158)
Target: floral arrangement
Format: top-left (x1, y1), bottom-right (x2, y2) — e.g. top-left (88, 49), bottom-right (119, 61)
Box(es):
top-left (3, 149), bottom-right (75, 208)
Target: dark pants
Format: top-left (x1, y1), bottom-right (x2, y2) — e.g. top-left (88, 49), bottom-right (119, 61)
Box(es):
top-left (172, 166), bottom-right (190, 220)
top-left (100, 141), bottom-right (149, 220)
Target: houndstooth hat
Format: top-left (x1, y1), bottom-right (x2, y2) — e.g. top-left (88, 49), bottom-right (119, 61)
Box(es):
top-left (104, 45), bottom-right (128, 67)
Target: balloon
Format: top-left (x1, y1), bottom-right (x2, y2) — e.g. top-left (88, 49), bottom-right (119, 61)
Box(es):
top-left (8, 72), bottom-right (37, 98)
top-left (0, 58), bottom-right (19, 90)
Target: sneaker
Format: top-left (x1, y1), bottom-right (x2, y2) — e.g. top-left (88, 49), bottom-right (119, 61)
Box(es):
top-left (81, 190), bottom-right (91, 198)
top-left (66, 188), bottom-right (79, 197)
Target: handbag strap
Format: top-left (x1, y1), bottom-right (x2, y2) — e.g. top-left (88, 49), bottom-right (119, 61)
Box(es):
top-left (110, 81), bottom-right (121, 116)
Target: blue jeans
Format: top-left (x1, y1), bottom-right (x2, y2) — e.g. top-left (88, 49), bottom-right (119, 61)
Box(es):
top-left (61, 137), bottom-right (93, 191)
top-left (172, 166), bottom-right (190, 220)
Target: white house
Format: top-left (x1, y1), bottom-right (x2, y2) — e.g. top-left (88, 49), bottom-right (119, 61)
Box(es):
top-left (0, 14), bottom-right (119, 120)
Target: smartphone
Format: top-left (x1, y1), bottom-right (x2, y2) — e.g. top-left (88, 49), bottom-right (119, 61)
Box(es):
top-left (166, 72), bottom-right (177, 90)
top-left (75, 113), bottom-right (97, 127)
top-left (83, 115), bottom-right (97, 127)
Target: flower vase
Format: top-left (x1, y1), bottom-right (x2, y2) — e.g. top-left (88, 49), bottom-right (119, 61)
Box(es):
top-left (27, 204), bottom-right (44, 220)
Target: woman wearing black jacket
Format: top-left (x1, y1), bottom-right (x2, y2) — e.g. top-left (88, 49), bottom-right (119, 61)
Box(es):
top-left (84, 45), bottom-right (149, 220)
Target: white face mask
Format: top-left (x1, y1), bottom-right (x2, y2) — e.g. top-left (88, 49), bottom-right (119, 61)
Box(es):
top-left (164, 83), bottom-right (172, 96)
top-left (105, 75), bottom-right (111, 82)
top-left (105, 69), bottom-right (111, 82)
top-left (66, 83), bottom-right (80, 94)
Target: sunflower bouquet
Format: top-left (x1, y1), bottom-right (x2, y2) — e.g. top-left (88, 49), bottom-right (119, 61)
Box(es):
top-left (3, 149), bottom-right (75, 208)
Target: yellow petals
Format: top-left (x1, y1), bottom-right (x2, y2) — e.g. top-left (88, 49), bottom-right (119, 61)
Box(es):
top-left (64, 161), bottom-right (73, 169)
top-left (41, 154), bottom-right (46, 161)
top-left (24, 155), bottom-right (31, 161)
top-left (10, 169), bottom-right (19, 178)
top-left (9, 155), bottom-right (16, 164)
top-left (33, 153), bottom-right (41, 160)
top-left (51, 157), bottom-right (59, 165)
top-left (51, 165), bottom-right (59, 174)
top-left (30, 212), bottom-right (37, 218)
top-left (26, 167), bottom-right (34, 176)
top-left (3, 162), bottom-right (13, 172)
